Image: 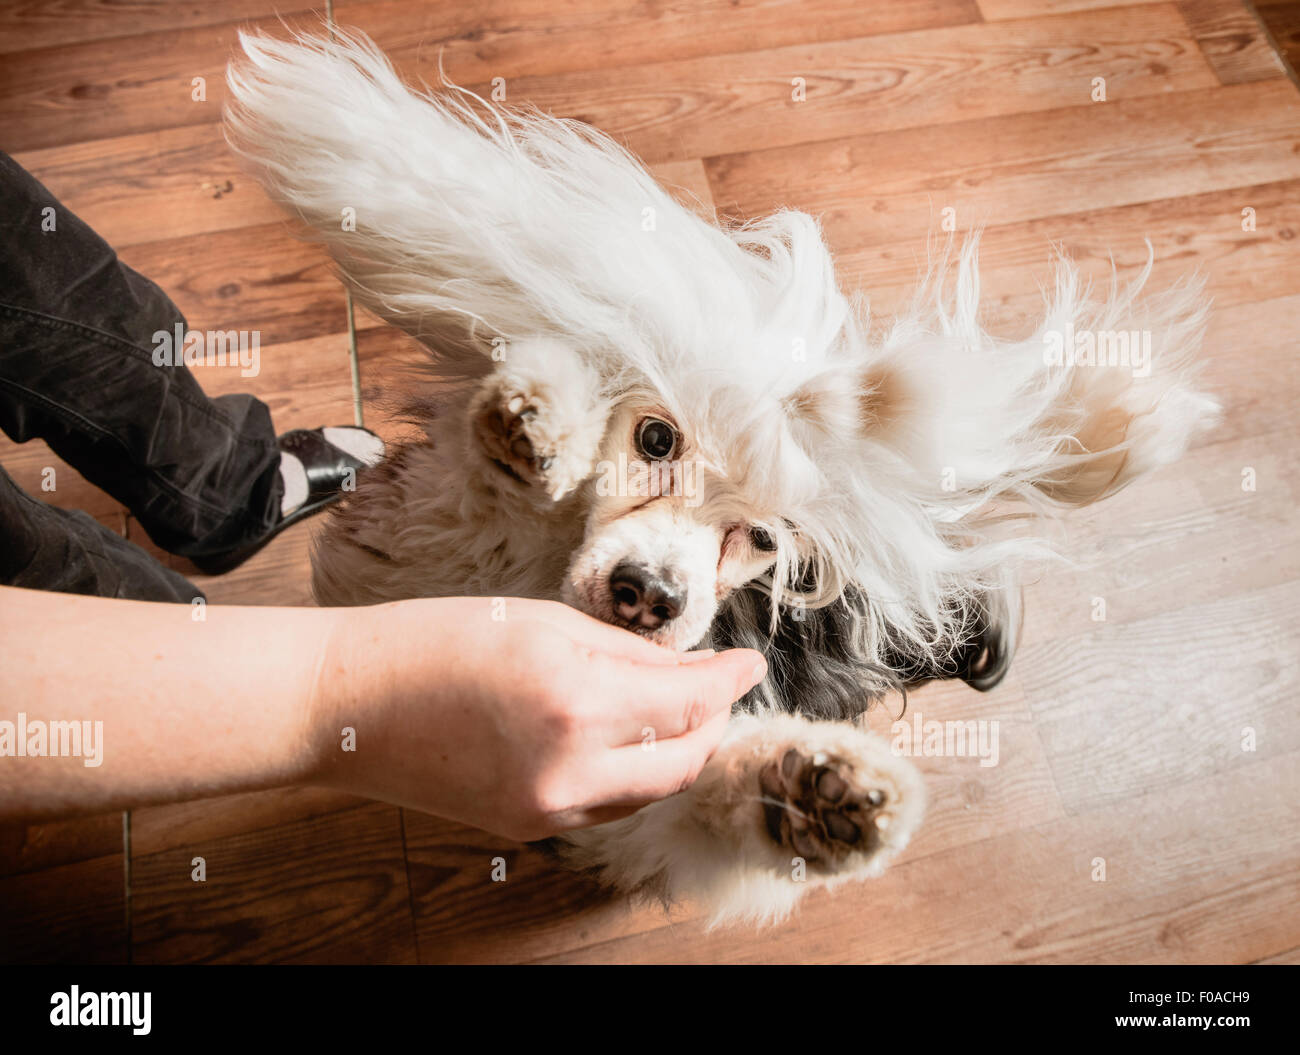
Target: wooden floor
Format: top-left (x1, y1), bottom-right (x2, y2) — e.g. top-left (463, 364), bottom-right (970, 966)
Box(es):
top-left (2, 0), bottom-right (1299, 964)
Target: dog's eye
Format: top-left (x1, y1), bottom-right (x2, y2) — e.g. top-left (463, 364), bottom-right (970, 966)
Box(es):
top-left (636, 417), bottom-right (677, 461)
top-left (749, 527), bottom-right (777, 552)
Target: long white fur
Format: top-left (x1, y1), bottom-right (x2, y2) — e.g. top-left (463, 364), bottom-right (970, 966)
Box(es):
top-left (225, 29), bottom-right (1220, 924)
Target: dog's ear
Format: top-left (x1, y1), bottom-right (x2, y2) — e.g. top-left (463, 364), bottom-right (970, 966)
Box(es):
top-left (227, 31), bottom-right (539, 368)
top-left (780, 354), bottom-right (918, 449)
top-left (839, 257), bottom-right (1217, 512)
top-left (226, 30), bottom-right (737, 376)
top-left (710, 579), bottom-right (1019, 718)
top-left (879, 587), bottom-right (1021, 693)
top-left (781, 362), bottom-right (881, 441)
top-left (855, 362), bottom-right (917, 435)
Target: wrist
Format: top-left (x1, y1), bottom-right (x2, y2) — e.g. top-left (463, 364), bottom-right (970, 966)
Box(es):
top-left (297, 602), bottom-right (364, 789)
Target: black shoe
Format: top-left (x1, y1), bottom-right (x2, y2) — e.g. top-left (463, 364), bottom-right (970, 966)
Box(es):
top-left (190, 426), bottom-right (382, 576)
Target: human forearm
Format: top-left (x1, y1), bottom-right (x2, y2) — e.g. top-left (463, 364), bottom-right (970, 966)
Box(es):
top-left (0, 586), bottom-right (764, 838)
top-left (0, 585), bottom-right (336, 820)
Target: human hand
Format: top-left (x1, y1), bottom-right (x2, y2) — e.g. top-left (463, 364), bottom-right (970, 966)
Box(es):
top-left (308, 596), bottom-right (767, 840)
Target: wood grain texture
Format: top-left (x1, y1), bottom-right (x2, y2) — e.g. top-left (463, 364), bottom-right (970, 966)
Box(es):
top-left (335, 0), bottom-right (985, 82)
top-left (705, 80), bottom-right (1300, 252)
top-left (130, 803), bottom-right (417, 963)
top-left (1018, 418), bottom-right (1300, 647)
top-left (534, 749), bottom-right (1300, 962)
top-left (1020, 580), bottom-right (1300, 812)
top-left (116, 224), bottom-right (349, 348)
top-left (1, 0), bottom-right (1297, 965)
top-left (980, 0), bottom-right (1168, 17)
top-left (0, 811), bottom-right (122, 877)
top-left (0, 1), bottom-right (983, 153)
top-left (1255, 945), bottom-right (1300, 964)
top-left (1179, 0), bottom-right (1288, 82)
top-left (833, 177), bottom-right (1300, 323)
top-left (445, 4), bottom-right (1219, 165)
top-left (0, 15), bottom-right (326, 153)
top-left (1255, 0), bottom-right (1300, 78)
top-left (130, 787), bottom-right (368, 858)
top-left (12, 123), bottom-right (284, 249)
top-left (0, 853), bottom-right (127, 964)
top-left (401, 810), bottom-right (679, 964)
top-left (0, 0), bottom-right (319, 55)
top-left (0, 810), bottom-right (127, 966)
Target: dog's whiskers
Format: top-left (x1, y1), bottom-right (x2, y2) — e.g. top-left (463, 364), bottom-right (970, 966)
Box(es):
top-left (754, 794), bottom-right (809, 821)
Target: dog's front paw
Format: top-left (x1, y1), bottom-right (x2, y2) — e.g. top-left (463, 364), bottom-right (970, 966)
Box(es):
top-left (472, 386), bottom-right (558, 487)
top-left (694, 714), bottom-right (925, 884)
top-left (469, 339), bottom-right (607, 502)
top-left (759, 747), bottom-right (894, 871)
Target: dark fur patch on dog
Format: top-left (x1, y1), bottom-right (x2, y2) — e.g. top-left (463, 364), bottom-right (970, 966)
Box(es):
top-left (708, 585), bottom-right (900, 721)
top-left (709, 584), bottom-right (1018, 721)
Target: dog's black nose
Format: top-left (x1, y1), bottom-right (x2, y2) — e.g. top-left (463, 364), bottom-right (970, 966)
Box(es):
top-left (609, 562), bottom-right (686, 629)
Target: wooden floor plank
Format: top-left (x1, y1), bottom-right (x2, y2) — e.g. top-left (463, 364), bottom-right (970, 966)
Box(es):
top-left (401, 673), bottom-right (1067, 962)
top-left (1255, 945), bottom-right (1300, 964)
top-left (12, 123), bottom-right (284, 250)
top-left (1019, 419), bottom-right (1300, 647)
top-left (0, 812), bottom-right (122, 878)
top-left (862, 676), bottom-right (1068, 858)
top-left (0, 0), bottom-right (319, 56)
top-left (0, 808), bottom-right (127, 966)
top-left (1179, 0), bottom-right (1289, 82)
top-left (130, 787), bottom-right (368, 858)
top-left (449, 4), bottom-right (1218, 165)
top-left (0, 14), bottom-right (324, 153)
top-left (705, 80), bottom-right (1300, 252)
top-left (1255, 0), bottom-right (1300, 78)
top-left (532, 748), bottom-right (1300, 962)
top-left (979, 0), bottom-right (1168, 18)
top-left (1020, 579), bottom-right (1300, 813)
top-left (336, 0), bottom-right (984, 82)
top-left (116, 224), bottom-right (349, 349)
top-left (125, 518), bottom-right (317, 607)
top-left (0, 853), bottom-right (127, 964)
top-left (835, 177), bottom-right (1300, 324)
top-left (130, 803), bottom-right (417, 963)
top-left (0, 0), bottom-right (989, 155)
top-left (402, 810), bottom-right (677, 964)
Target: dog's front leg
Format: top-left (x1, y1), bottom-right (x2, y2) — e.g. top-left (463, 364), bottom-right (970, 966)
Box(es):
top-left (469, 338), bottom-right (609, 504)
top-left (550, 712), bottom-right (926, 927)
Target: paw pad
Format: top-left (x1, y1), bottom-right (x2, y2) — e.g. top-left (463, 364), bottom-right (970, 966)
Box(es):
top-left (758, 748), bottom-right (889, 866)
top-left (475, 394), bottom-right (559, 485)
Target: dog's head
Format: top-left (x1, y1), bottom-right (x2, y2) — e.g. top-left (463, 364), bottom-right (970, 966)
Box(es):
top-left (530, 198), bottom-right (938, 657)
top-left (560, 397), bottom-right (795, 652)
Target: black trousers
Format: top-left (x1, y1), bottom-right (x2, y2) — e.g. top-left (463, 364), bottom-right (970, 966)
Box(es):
top-left (0, 153), bottom-right (284, 602)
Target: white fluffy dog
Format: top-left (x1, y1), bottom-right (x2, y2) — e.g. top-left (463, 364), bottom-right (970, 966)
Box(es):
top-left (226, 30), bottom-right (1219, 925)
